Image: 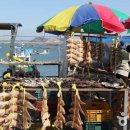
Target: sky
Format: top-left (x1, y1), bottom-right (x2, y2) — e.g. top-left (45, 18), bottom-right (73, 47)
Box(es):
top-left (0, 0), bottom-right (130, 40)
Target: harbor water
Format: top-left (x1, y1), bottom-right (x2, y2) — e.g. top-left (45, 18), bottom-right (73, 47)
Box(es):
top-left (0, 42), bottom-right (63, 77)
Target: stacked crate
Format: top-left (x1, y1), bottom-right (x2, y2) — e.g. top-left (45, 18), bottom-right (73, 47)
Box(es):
top-left (83, 102), bottom-right (113, 130)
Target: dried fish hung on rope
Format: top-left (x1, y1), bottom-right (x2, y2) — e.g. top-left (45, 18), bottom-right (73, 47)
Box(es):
top-left (66, 84), bottom-right (85, 130)
top-left (41, 84), bottom-right (51, 130)
top-left (66, 37), bottom-right (87, 64)
top-left (53, 82), bottom-right (66, 130)
top-left (110, 38), bottom-right (123, 68)
top-left (0, 82), bottom-right (36, 130)
top-left (91, 42), bottom-right (105, 60)
top-left (86, 38), bottom-right (92, 64)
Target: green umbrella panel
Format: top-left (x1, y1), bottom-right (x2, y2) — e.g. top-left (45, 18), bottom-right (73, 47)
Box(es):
top-left (37, 18), bottom-right (53, 32)
top-left (111, 8), bottom-right (129, 21)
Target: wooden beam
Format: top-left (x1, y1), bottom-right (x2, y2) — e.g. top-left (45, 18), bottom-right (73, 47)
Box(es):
top-left (0, 61), bottom-right (62, 65)
top-left (24, 87), bottom-right (128, 92)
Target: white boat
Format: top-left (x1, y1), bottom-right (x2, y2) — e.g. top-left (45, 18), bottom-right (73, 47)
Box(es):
top-left (40, 49), bottom-right (49, 55)
top-left (14, 47), bottom-right (33, 62)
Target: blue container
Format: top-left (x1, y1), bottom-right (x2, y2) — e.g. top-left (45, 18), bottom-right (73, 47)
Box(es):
top-left (84, 122), bottom-right (113, 130)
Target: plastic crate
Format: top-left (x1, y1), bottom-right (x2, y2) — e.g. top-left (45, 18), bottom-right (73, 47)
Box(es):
top-left (84, 122), bottom-right (113, 130)
top-left (83, 102), bottom-right (112, 122)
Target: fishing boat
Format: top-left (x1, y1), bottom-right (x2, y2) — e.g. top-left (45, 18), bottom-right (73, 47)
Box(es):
top-left (33, 49), bottom-right (50, 55)
top-left (39, 49), bottom-right (49, 55)
top-left (14, 46), bottom-right (33, 61)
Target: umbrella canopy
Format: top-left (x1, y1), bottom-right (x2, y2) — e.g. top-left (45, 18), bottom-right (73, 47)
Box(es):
top-left (111, 9), bottom-right (129, 22)
top-left (37, 3), bottom-right (126, 34)
top-left (124, 18), bottom-right (130, 29)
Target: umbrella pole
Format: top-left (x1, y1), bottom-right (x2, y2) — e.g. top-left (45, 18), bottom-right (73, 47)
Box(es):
top-left (87, 24), bottom-right (91, 80)
top-left (114, 34), bottom-right (119, 76)
top-left (88, 33), bottom-right (90, 80)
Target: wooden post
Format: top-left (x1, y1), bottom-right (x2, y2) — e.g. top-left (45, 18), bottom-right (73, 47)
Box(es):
top-left (123, 89), bottom-right (129, 130)
top-left (9, 24), bottom-right (20, 76)
top-left (59, 37), bottom-right (68, 78)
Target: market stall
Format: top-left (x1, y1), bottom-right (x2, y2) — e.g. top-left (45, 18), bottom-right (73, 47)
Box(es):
top-left (0, 2), bottom-right (129, 130)
top-left (36, 2), bottom-right (130, 130)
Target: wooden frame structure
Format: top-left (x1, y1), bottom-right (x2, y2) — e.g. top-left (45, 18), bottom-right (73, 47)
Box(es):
top-left (24, 87), bottom-right (129, 130)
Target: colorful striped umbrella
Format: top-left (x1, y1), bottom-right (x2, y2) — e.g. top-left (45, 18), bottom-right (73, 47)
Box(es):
top-left (37, 3), bottom-right (126, 34)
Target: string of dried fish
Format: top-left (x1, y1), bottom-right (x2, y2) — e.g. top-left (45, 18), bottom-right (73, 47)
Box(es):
top-left (53, 82), bottom-right (66, 130)
top-left (41, 84), bottom-right (51, 130)
top-left (66, 84), bottom-right (85, 130)
top-left (67, 37), bottom-right (87, 64)
top-left (0, 82), bottom-right (36, 130)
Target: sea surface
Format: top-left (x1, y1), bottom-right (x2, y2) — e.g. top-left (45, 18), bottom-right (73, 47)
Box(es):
top-left (0, 42), bottom-right (63, 78)
top-left (0, 36), bottom-right (130, 78)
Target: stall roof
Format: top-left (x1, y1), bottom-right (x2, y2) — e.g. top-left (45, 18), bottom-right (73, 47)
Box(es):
top-left (0, 23), bottom-right (22, 30)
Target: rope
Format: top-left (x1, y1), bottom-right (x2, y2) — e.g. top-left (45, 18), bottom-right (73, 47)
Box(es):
top-left (52, 81), bottom-right (62, 127)
top-left (1, 82), bottom-right (8, 130)
top-left (72, 84), bottom-right (78, 95)
top-left (10, 83), bottom-right (23, 127)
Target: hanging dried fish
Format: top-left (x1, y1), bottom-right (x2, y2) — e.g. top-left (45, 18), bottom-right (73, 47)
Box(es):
top-left (0, 92), bottom-right (10, 101)
top-left (66, 37), bottom-right (87, 64)
top-left (86, 39), bottom-right (92, 64)
top-left (0, 117), bottom-right (5, 125)
top-left (109, 38), bottom-right (122, 69)
top-left (9, 84), bottom-right (24, 128)
top-left (41, 84), bottom-right (51, 130)
top-left (91, 42), bottom-right (105, 60)
top-left (0, 82), bottom-right (9, 130)
top-left (53, 82), bottom-right (66, 130)
top-left (9, 90), bottom-right (36, 100)
top-left (0, 101), bottom-right (9, 109)
top-left (66, 84), bottom-right (85, 130)
top-left (0, 82), bottom-right (36, 130)
top-left (9, 84), bottom-right (35, 129)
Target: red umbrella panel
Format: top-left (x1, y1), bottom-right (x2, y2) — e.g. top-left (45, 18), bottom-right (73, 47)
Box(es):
top-left (124, 18), bottom-right (130, 29)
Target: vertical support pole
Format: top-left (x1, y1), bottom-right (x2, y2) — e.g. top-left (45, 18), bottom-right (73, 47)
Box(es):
top-left (109, 91), bottom-right (112, 106)
top-left (59, 37), bottom-right (68, 78)
top-left (9, 25), bottom-right (18, 76)
top-left (10, 25), bottom-right (18, 61)
top-left (114, 34), bottom-right (119, 76)
top-left (58, 64), bottom-right (60, 77)
top-left (123, 89), bottom-right (129, 130)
